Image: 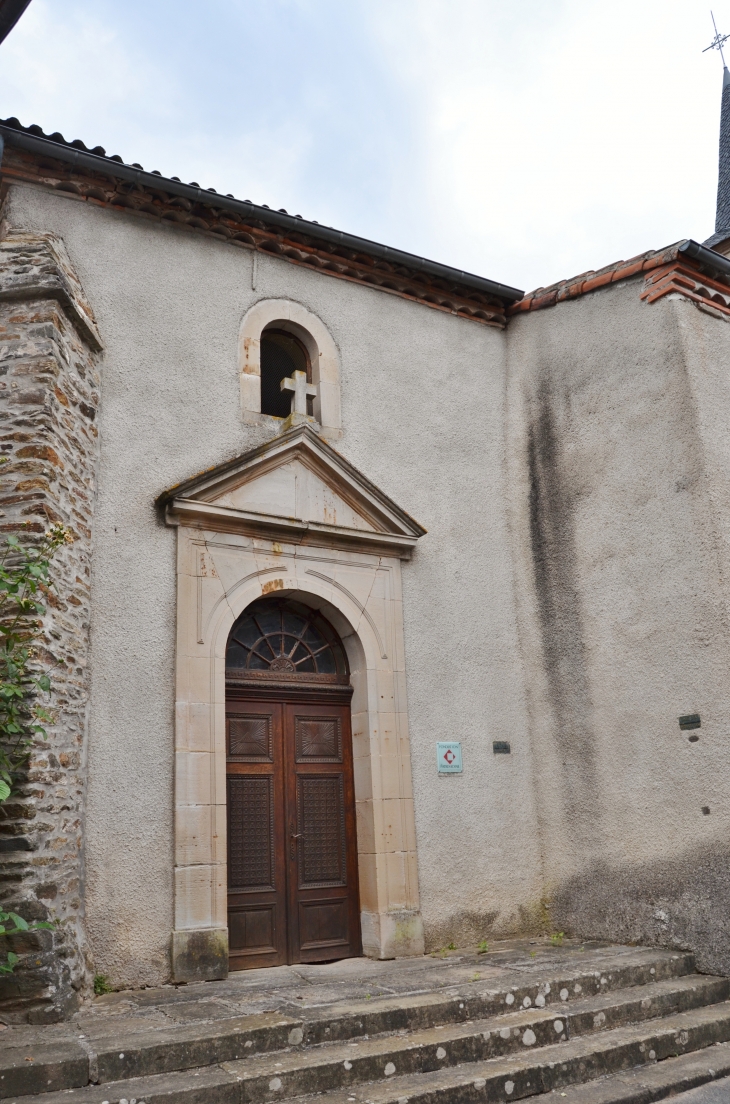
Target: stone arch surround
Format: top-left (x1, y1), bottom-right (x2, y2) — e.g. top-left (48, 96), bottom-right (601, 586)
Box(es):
top-left (238, 298), bottom-right (342, 437)
top-left (171, 527), bottom-right (424, 981)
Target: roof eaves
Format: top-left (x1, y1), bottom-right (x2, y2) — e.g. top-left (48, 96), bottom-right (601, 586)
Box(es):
top-left (677, 238), bottom-right (730, 281)
top-left (0, 119), bottom-right (523, 304)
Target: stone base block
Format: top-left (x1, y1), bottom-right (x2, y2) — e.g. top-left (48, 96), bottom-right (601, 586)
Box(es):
top-left (171, 928), bottom-right (228, 982)
top-left (280, 411), bottom-right (317, 432)
top-left (361, 909), bottom-right (425, 960)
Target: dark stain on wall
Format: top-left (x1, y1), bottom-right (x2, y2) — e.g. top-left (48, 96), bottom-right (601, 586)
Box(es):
top-left (424, 909), bottom-right (501, 952)
top-left (552, 841), bottom-right (730, 976)
top-left (526, 379), bottom-right (599, 838)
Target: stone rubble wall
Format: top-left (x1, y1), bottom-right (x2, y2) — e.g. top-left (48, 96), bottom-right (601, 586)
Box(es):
top-left (0, 227), bottom-right (101, 1022)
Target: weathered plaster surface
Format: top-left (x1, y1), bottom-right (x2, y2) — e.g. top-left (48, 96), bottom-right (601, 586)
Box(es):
top-left (4, 184), bottom-right (543, 982)
top-left (507, 283), bottom-right (730, 973)
top-left (9, 176), bottom-right (730, 986)
top-left (12, 175), bottom-right (730, 987)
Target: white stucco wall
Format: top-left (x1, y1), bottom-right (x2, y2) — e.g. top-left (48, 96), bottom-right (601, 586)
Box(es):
top-left (4, 183), bottom-right (543, 984)
top-left (506, 283), bottom-right (730, 973)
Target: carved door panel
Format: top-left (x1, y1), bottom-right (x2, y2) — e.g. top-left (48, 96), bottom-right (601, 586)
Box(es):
top-left (285, 702), bottom-right (361, 963)
top-left (226, 701), bottom-right (287, 970)
top-left (226, 697), bottom-right (360, 969)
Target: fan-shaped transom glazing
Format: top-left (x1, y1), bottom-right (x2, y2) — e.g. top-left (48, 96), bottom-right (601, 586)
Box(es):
top-left (226, 598), bottom-right (348, 681)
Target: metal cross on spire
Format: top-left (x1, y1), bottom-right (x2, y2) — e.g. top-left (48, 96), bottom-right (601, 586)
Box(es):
top-left (704, 11), bottom-right (730, 67)
top-left (705, 8), bottom-right (730, 244)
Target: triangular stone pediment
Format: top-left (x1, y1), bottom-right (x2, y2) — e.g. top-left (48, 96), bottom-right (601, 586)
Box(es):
top-left (159, 425), bottom-right (426, 556)
top-left (211, 456), bottom-right (377, 532)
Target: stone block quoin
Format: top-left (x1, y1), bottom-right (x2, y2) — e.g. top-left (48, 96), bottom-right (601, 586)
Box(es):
top-left (0, 226), bottom-right (102, 1022)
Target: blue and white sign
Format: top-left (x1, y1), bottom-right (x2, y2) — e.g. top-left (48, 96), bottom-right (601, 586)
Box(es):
top-left (437, 741), bottom-right (462, 773)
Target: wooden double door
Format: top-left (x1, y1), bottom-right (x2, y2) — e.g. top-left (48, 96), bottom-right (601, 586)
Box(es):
top-left (226, 690), bottom-right (361, 970)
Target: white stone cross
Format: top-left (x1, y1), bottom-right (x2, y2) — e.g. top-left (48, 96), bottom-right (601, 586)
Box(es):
top-left (281, 370), bottom-right (317, 416)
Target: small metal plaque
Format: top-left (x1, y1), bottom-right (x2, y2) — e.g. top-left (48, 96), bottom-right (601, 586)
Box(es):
top-left (679, 714), bottom-right (701, 730)
top-left (493, 741), bottom-right (511, 755)
top-left (437, 741), bottom-right (462, 773)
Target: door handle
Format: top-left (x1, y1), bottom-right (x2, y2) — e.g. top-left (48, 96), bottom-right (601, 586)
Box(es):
top-left (290, 832), bottom-right (303, 860)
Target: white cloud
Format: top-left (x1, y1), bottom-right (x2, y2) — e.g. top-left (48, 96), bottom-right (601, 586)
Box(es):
top-left (0, 1), bottom-right (171, 142)
top-left (0, 0), bottom-right (725, 291)
top-left (365, 0), bottom-right (722, 288)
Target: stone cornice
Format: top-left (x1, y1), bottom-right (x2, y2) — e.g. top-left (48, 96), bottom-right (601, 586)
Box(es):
top-left (0, 228), bottom-right (103, 350)
top-left (165, 499), bottom-right (421, 558)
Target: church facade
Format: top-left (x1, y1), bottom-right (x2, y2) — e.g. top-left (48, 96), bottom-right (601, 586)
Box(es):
top-left (2, 112), bottom-right (730, 1021)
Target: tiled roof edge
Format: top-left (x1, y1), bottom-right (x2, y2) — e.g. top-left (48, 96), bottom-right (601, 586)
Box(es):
top-left (510, 241), bottom-right (730, 314)
top-left (0, 118), bottom-right (524, 305)
top-left (510, 245), bottom-right (684, 314)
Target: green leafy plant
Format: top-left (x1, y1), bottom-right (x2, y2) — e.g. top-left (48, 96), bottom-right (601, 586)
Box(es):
top-left (477, 940), bottom-right (489, 954)
top-left (0, 910), bottom-right (53, 973)
top-left (0, 524), bottom-right (70, 802)
top-left (550, 931), bottom-right (565, 947)
top-left (0, 524), bottom-right (70, 975)
top-left (0, 953), bottom-right (18, 975)
top-left (94, 973), bottom-right (113, 996)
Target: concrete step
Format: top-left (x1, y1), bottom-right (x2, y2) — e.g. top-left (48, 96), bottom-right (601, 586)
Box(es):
top-left (0, 948), bottom-right (697, 1099)
top-left (5, 981), bottom-right (730, 1104)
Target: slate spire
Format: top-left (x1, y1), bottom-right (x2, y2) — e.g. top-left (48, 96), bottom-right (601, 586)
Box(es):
top-left (704, 14), bottom-right (730, 251)
top-left (715, 66), bottom-right (730, 236)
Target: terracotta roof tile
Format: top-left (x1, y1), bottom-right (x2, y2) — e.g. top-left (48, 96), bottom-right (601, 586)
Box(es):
top-left (509, 245), bottom-right (686, 314)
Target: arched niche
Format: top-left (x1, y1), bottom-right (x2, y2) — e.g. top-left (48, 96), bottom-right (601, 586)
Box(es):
top-left (238, 299), bottom-right (342, 436)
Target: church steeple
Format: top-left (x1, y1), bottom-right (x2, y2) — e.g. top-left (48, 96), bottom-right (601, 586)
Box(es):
top-left (715, 67), bottom-right (730, 234)
top-left (704, 16), bottom-right (730, 251)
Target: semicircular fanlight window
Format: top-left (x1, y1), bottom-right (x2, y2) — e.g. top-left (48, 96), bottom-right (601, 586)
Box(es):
top-left (226, 599), bottom-right (348, 680)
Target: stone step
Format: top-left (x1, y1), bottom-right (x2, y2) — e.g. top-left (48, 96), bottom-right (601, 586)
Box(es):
top-left (538, 1039), bottom-right (730, 1101)
top-left (665, 1072), bottom-right (730, 1102)
top-left (0, 1043), bottom-right (87, 1100)
top-left (0, 948), bottom-right (697, 1100)
top-left (6, 982), bottom-right (730, 1104)
top-left (299, 949), bottom-right (696, 1046)
top-left (273, 1009), bottom-right (730, 1103)
top-left (0, 1013), bottom-right (298, 1100)
top-left (214, 979), bottom-right (730, 1101)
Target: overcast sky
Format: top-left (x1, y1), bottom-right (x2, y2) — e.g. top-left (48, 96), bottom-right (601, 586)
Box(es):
top-left (0, 0), bottom-right (726, 293)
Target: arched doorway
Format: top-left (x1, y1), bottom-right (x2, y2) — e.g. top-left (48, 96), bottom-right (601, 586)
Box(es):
top-left (225, 596), bottom-right (361, 970)
top-left (166, 425), bottom-right (427, 981)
